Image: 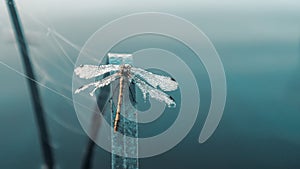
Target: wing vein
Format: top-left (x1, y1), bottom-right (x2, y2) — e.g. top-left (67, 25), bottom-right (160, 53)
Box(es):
top-left (74, 64), bottom-right (119, 79)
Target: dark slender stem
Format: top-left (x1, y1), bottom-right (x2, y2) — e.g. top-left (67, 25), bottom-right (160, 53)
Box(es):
top-left (6, 1), bottom-right (54, 168)
top-left (81, 139), bottom-right (96, 169)
top-left (81, 58), bottom-right (110, 169)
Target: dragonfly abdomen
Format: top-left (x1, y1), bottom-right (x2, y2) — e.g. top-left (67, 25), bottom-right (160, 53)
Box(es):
top-left (114, 76), bottom-right (124, 132)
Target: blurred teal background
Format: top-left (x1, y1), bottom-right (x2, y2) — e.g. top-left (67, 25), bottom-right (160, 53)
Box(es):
top-left (0, 0), bottom-right (300, 168)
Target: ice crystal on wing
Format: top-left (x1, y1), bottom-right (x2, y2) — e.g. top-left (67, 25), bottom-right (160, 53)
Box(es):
top-left (133, 77), bottom-right (176, 107)
top-left (74, 64), bottom-right (119, 79)
top-left (74, 62), bottom-right (178, 107)
top-left (108, 53), bottom-right (132, 58)
top-left (131, 67), bottom-right (178, 91)
top-left (75, 73), bottom-right (120, 96)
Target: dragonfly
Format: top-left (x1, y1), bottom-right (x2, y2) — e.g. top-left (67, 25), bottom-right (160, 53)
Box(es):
top-left (74, 60), bottom-right (178, 132)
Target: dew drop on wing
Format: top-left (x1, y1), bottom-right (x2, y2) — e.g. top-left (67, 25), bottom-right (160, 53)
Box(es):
top-left (169, 103), bottom-right (176, 108)
top-left (131, 67), bottom-right (178, 91)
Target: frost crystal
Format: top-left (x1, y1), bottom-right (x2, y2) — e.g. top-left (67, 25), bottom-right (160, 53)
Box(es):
top-left (74, 63), bottom-right (178, 107)
top-left (75, 73), bottom-right (120, 96)
top-left (133, 77), bottom-right (176, 107)
top-left (131, 67), bottom-right (178, 91)
top-left (74, 64), bottom-right (119, 79)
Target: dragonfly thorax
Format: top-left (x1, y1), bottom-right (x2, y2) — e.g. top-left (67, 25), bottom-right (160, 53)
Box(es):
top-left (119, 64), bottom-right (132, 76)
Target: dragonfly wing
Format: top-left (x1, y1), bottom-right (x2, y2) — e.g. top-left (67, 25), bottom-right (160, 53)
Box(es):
top-left (133, 76), bottom-right (176, 107)
top-left (74, 64), bottom-right (120, 79)
top-left (75, 81), bottom-right (96, 94)
top-left (75, 73), bottom-right (120, 96)
top-left (131, 67), bottom-right (178, 91)
top-left (89, 73), bottom-right (121, 96)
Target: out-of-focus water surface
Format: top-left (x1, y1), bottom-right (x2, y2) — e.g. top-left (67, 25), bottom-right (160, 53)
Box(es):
top-left (0, 0), bottom-right (300, 169)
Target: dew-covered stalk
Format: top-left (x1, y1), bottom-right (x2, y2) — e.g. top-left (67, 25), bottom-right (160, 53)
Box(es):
top-left (109, 54), bottom-right (139, 169)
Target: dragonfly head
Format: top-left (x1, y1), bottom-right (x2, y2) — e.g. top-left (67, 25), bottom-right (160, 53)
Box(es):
top-left (119, 64), bottom-right (132, 76)
top-left (122, 64), bottom-right (132, 68)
